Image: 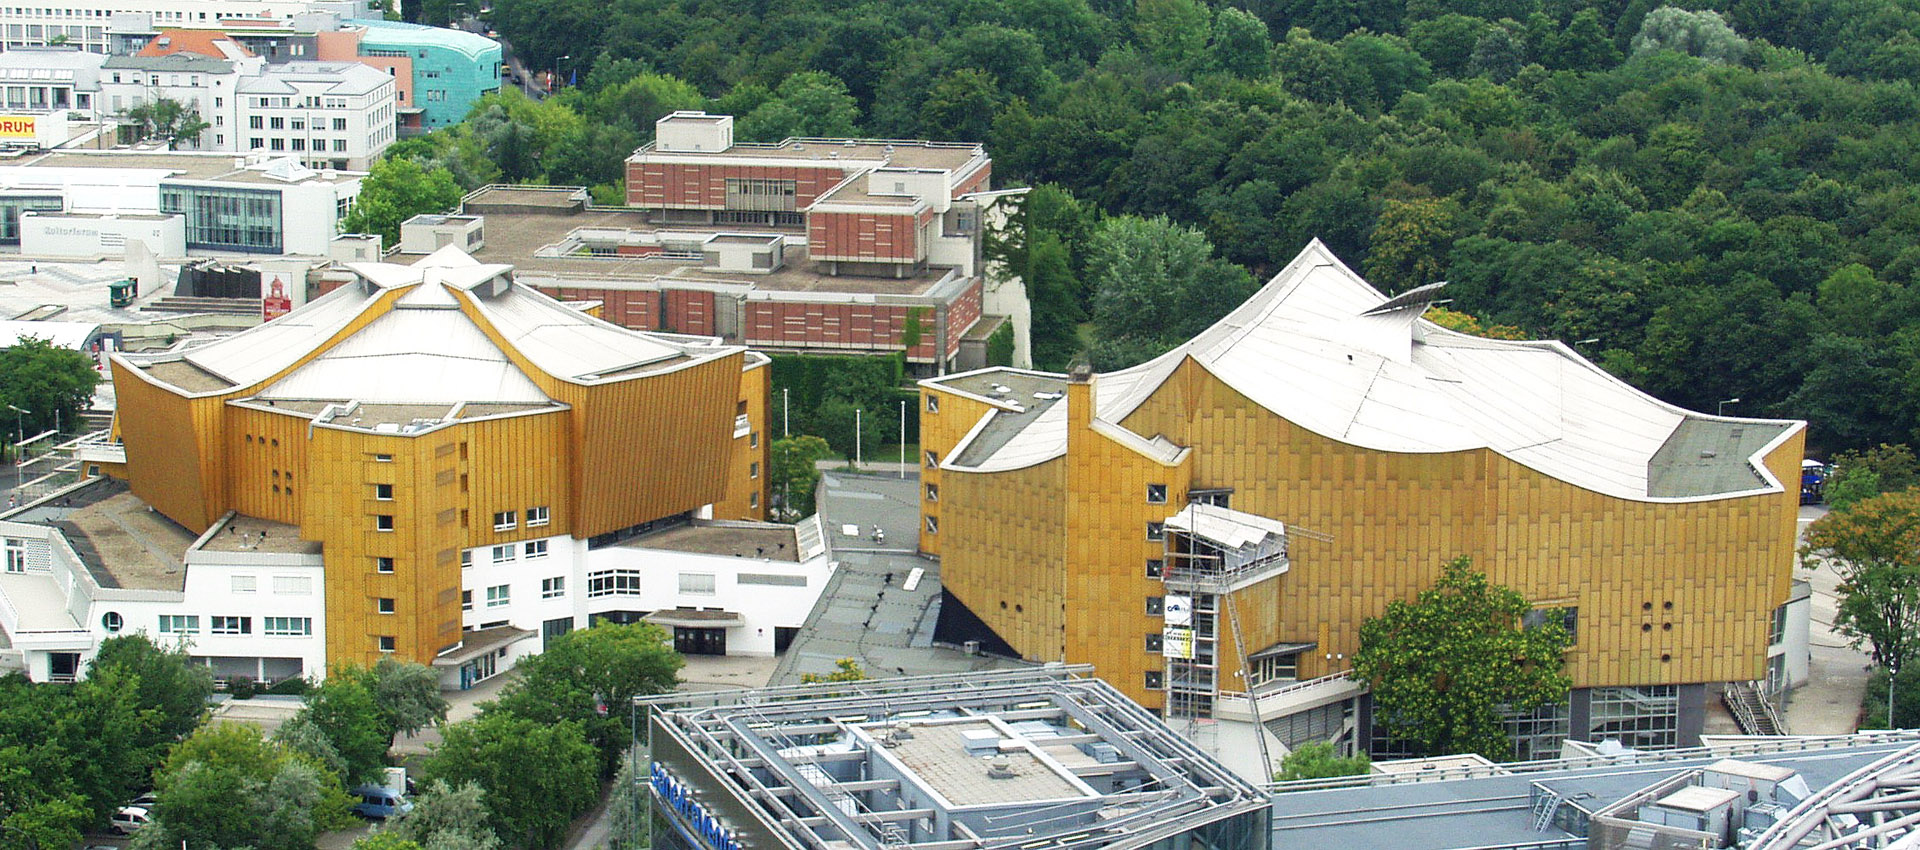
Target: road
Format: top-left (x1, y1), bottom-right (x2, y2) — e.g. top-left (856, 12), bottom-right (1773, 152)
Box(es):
top-left (1783, 503), bottom-right (1872, 734)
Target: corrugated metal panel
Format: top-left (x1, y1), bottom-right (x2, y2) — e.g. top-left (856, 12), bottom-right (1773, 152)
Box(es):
top-left (259, 309), bottom-right (546, 403)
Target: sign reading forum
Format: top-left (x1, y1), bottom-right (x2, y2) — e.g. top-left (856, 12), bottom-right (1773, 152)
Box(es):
top-left (0, 116), bottom-right (34, 139)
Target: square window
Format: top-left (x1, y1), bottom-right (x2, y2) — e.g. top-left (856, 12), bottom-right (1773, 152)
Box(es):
top-left (1146, 559), bottom-right (1164, 578)
top-left (374, 483), bottom-right (393, 500)
top-left (375, 556), bottom-right (394, 573)
top-left (524, 540), bottom-right (548, 559)
top-left (378, 635), bottom-right (396, 653)
top-left (924, 450), bottom-right (938, 468)
top-left (491, 545), bottom-right (514, 563)
top-left (526, 506), bottom-right (549, 527)
top-left (375, 515), bottom-right (394, 531)
top-left (925, 515), bottom-right (938, 534)
top-left (377, 597), bottom-right (394, 614)
top-left (1146, 596), bottom-right (1164, 616)
top-left (1146, 484), bottom-right (1167, 504)
top-left (1146, 522), bottom-right (1164, 541)
top-left (1146, 633), bottom-right (1163, 653)
top-left (542, 576), bottom-right (565, 598)
top-left (486, 584), bottom-right (509, 607)
top-left (1144, 670), bottom-right (1164, 690)
top-left (459, 550), bottom-right (471, 569)
top-left (492, 510), bottom-right (516, 531)
top-left (925, 484), bottom-right (938, 502)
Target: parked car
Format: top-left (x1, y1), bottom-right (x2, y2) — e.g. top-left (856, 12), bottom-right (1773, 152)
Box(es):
top-left (111, 805), bottom-right (151, 834)
top-left (351, 785), bottom-right (413, 820)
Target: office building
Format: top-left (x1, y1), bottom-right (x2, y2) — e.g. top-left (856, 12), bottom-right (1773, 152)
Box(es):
top-left (328, 19), bottom-right (500, 131)
top-left (0, 0), bottom-right (354, 54)
top-left (918, 240), bottom-right (1807, 761)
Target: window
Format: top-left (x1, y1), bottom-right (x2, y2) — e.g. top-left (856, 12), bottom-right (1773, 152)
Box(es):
top-left (273, 575), bottom-right (313, 595)
top-left (492, 510), bottom-right (516, 531)
top-left (374, 483), bottom-right (393, 500)
top-left (333, 139), bottom-right (346, 152)
top-left (375, 515), bottom-right (394, 531)
top-left (375, 454), bottom-right (393, 462)
top-left (461, 590), bottom-right (472, 611)
top-left (265, 617), bottom-right (312, 636)
top-left (1145, 559), bottom-right (1164, 579)
top-left (1144, 670), bottom-right (1164, 690)
top-left (1523, 606), bottom-right (1580, 644)
top-left (926, 395), bottom-right (939, 413)
top-left (101, 611), bottom-right (123, 632)
top-left (523, 540), bottom-right (548, 559)
top-left (750, 492), bottom-right (759, 508)
top-left (587, 568), bottom-right (640, 597)
top-left (249, 114), bottom-right (262, 129)
top-left (1146, 522), bottom-right (1165, 541)
top-left (269, 116), bottom-right (283, 129)
top-left (158, 615), bottom-right (200, 634)
top-left (375, 557), bottom-right (394, 574)
top-left (486, 585), bottom-right (509, 607)
top-left (924, 450), bottom-right (938, 468)
top-left (4, 538), bottom-right (25, 573)
top-left (378, 635), bottom-right (396, 653)
top-left (1252, 652), bottom-right (1299, 686)
top-left (739, 573), bottom-right (807, 587)
top-left (542, 576), bottom-right (565, 598)
top-left (925, 484), bottom-right (938, 502)
top-left (678, 573), bottom-right (716, 595)
top-left (750, 462), bottom-right (759, 479)
top-left (1146, 632), bottom-right (1163, 653)
top-left (925, 515), bottom-right (938, 534)
top-left (377, 597), bottom-right (395, 614)
top-left (1146, 596), bottom-right (1165, 616)
top-left (332, 117), bottom-right (346, 130)
top-left (526, 506), bottom-right (549, 527)
top-left (211, 616), bottom-right (250, 635)
top-left (1771, 604), bottom-right (1789, 646)
top-left (749, 430), bottom-right (760, 448)
top-left (491, 544), bottom-right (514, 563)
top-left (1146, 484), bottom-right (1168, 504)
top-left (543, 616), bottom-right (574, 640)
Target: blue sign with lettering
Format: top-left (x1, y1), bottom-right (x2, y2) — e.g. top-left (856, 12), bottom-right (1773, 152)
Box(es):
top-left (652, 762), bottom-right (744, 850)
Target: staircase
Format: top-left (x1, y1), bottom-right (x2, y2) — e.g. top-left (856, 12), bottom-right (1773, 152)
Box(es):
top-left (141, 296), bottom-right (263, 316)
top-left (1724, 680), bottom-right (1789, 736)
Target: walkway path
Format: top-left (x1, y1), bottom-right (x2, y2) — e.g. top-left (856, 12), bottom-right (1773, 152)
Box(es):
top-left (1784, 504), bottom-right (1871, 734)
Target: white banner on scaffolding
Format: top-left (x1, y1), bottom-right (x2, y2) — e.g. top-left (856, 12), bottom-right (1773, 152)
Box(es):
top-left (1162, 626), bottom-right (1196, 659)
top-left (1163, 594), bottom-right (1193, 625)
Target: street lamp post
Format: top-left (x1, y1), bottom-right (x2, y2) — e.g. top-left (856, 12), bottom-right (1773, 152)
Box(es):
top-left (5, 404), bottom-right (27, 462)
top-left (782, 388), bottom-right (789, 438)
top-left (1718, 397), bottom-right (1741, 416)
top-left (854, 408), bottom-right (862, 469)
top-left (898, 399), bottom-right (905, 479)
top-left (551, 55), bottom-right (571, 93)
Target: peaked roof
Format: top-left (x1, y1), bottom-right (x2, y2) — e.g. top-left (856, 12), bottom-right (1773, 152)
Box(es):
top-left (929, 241), bottom-right (1802, 503)
top-left (124, 247), bottom-right (741, 407)
top-left (138, 29), bottom-right (255, 59)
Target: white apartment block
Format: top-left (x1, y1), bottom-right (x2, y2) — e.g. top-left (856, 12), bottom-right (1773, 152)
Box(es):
top-left (0, 0), bottom-right (354, 54)
top-left (93, 52), bottom-right (391, 169)
top-left (237, 60), bottom-right (392, 169)
top-left (0, 45), bottom-right (102, 111)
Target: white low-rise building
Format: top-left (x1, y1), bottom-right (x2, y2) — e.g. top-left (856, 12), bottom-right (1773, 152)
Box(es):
top-left (0, 480), bottom-right (325, 684)
top-left (237, 60), bottom-right (394, 169)
top-left (0, 0), bottom-right (355, 54)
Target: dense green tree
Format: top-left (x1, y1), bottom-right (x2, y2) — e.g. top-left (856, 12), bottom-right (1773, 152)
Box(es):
top-left (341, 157), bottom-right (464, 248)
top-left (1273, 742), bottom-right (1371, 782)
top-left (424, 713), bottom-right (598, 849)
top-left (1802, 488), bottom-right (1920, 674)
top-left (123, 98), bottom-right (210, 149)
top-left (1084, 215), bottom-right (1254, 368)
top-left (488, 621), bottom-right (682, 773)
top-left (1631, 6), bottom-right (1750, 64)
top-left (293, 676), bottom-right (390, 784)
top-left (89, 634), bottom-right (214, 752)
top-left (771, 434), bottom-right (833, 519)
top-left (1822, 444), bottom-right (1920, 512)
top-left (1353, 557), bottom-right (1573, 761)
top-left (340, 658), bottom-right (450, 748)
top-left (139, 723), bottom-right (352, 850)
top-left (0, 336), bottom-right (97, 445)
top-left (383, 779), bottom-right (503, 850)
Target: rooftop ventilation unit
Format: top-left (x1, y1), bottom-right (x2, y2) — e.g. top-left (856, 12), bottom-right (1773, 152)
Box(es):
top-left (986, 755), bottom-right (1016, 780)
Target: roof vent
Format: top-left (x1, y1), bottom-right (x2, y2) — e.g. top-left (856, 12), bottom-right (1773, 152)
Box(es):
top-left (893, 721), bottom-right (915, 741)
top-left (986, 755), bottom-right (1016, 780)
top-left (1699, 450), bottom-right (1717, 459)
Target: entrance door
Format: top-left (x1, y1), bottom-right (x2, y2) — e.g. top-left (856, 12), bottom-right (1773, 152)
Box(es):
top-left (673, 627), bottom-right (727, 656)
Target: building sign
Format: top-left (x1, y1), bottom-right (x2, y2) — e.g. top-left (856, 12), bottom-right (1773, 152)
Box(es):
top-left (1163, 594), bottom-right (1193, 626)
top-left (0, 116), bottom-right (34, 140)
top-left (1163, 626), bottom-right (1196, 659)
top-left (651, 762), bottom-right (743, 850)
top-left (262, 276), bottom-right (293, 321)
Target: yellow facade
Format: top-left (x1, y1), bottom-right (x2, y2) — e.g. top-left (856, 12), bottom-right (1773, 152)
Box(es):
top-left (110, 263), bottom-right (768, 672)
top-left (923, 356), bottom-right (1804, 712)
